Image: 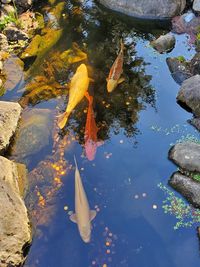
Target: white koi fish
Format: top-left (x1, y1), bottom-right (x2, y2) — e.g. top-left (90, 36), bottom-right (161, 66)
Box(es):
top-left (70, 156), bottom-right (96, 243)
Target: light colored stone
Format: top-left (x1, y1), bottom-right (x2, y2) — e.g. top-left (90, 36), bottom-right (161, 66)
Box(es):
top-left (193, 0), bottom-right (200, 12)
top-left (0, 33), bottom-right (9, 51)
top-left (0, 156), bottom-right (31, 267)
top-left (0, 101), bottom-right (22, 154)
top-left (151, 33), bottom-right (176, 53)
top-left (1, 4), bottom-right (15, 14)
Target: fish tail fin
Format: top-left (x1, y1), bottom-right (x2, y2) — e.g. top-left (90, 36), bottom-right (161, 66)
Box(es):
top-left (57, 112), bottom-right (69, 129)
top-left (85, 92), bottom-right (93, 105)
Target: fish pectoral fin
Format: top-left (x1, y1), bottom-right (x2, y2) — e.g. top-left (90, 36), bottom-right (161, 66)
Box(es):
top-left (90, 210), bottom-right (97, 221)
top-left (89, 78), bottom-right (95, 83)
top-left (70, 213), bottom-right (77, 223)
top-left (117, 77), bottom-right (125, 84)
top-left (97, 141), bottom-right (104, 147)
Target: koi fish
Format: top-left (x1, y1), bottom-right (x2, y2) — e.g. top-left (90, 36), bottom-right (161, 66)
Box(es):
top-left (58, 64), bottom-right (90, 129)
top-left (70, 156), bottom-right (96, 243)
top-left (84, 92), bottom-right (103, 161)
top-left (107, 39), bottom-right (125, 93)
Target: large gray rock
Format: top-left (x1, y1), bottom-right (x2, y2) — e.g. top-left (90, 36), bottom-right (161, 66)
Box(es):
top-left (177, 75), bottom-right (200, 117)
top-left (169, 142), bottom-right (200, 172)
top-left (97, 0), bottom-right (186, 19)
top-left (0, 101), bottom-right (22, 154)
top-left (169, 172), bottom-right (200, 208)
top-left (0, 156), bottom-right (31, 267)
top-left (151, 33), bottom-right (176, 53)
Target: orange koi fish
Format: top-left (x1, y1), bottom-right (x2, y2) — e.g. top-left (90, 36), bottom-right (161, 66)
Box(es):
top-left (84, 92), bottom-right (103, 161)
top-left (107, 39), bottom-right (125, 93)
top-left (58, 64), bottom-right (90, 129)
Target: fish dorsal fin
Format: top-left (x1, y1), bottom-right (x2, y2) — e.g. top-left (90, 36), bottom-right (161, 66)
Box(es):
top-left (70, 213), bottom-right (77, 223)
top-left (90, 210), bottom-right (97, 221)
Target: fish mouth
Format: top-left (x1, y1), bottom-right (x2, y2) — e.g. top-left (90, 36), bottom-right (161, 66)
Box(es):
top-left (82, 236), bottom-right (91, 243)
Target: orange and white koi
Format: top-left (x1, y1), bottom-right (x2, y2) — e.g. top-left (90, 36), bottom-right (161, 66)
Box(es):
top-left (84, 92), bottom-right (103, 161)
top-left (107, 39), bottom-right (125, 93)
top-left (58, 64), bottom-right (90, 129)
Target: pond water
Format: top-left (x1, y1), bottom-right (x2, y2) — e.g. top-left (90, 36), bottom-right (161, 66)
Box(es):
top-left (2, 0), bottom-right (200, 266)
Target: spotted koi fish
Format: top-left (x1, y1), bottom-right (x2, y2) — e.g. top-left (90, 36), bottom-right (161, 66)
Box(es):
top-left (107, 39), bottom-right (125, 93)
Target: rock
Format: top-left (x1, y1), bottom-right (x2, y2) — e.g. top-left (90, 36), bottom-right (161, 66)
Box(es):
top-left (172, 12), bottom-right (200, 43)
top-left (0, 33), bottom-right (9, 51)
top-left (15, 0), bottom-right (33, 13)
top-left (1, 0), bottom-right (12, 3)
top-left (189, 117), bottom-right (200, 131)
top-left (169, 142), bottom-right (200, 172)
top-left (169, 171), bottom-right (200, 208)
top-left (0, 156), bottom-right (31, 267)
top-left (4, 26), bottom-right (29, 42)
top-left (190, 52), bottom-right (200, 75)
top-left (151, 33), bottom-right (176, 53)
top-left (1, 3), bottom-right (15, 14)
top-left (0, 101), bottom-right (22, 154)
top-left (97, 0), bottom-right (186, 19)
top-left (10, 108), bottom-right (53, 161)
top-left (177, 75), bottom-right (200, 116)
top-left (166, 57), bottom-right (192, 84)
top-left (193, 0), bottom-right (200, 12)
top-left (3, 55), bottom-right (24, 91)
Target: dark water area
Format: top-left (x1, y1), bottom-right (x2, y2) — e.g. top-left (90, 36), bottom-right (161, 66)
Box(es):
top-left (1, 0), bottom-right (200, 266)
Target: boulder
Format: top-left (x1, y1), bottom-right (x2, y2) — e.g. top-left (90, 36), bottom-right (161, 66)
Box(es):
top-left (0, 101), bottom-right (22, 154)
top-left (10, 108), bottom-right (53, 161)
top-left (193, 0), bottom-right (200, 12)
top-left (169, 142), bottom-right (200, 173)
top-left (0, 156), bottom-right (31, 267)
top-left (166, 57), bottom-right (192, 84)
top-left (177, 75), bottom-right (200, 116)
top-left (151, 33), bottom-right (176, 53)
top-left (97, 0), bottom-right (186, 19)
top-left (169, 172), bottom-right (200, 208)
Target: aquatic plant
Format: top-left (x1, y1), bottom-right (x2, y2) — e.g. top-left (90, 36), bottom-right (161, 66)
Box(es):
top-left (158, 183), bottom-right (200, 230)
top-left (192, 173), bottom-right (200, 182)
top-left (176, 56), bottom-right (186, 63)
top-left (0, 13), bottom-right (17, 31)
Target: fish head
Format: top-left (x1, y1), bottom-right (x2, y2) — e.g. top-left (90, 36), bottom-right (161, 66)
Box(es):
top-left (107, 79), bottom-right (118, 93)
top-left (77, 63), bottom-right (88, 75)
top-left (85, 139), bottom-right (96, 161)
top-left (80, 225), bottom-right (91, 243)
